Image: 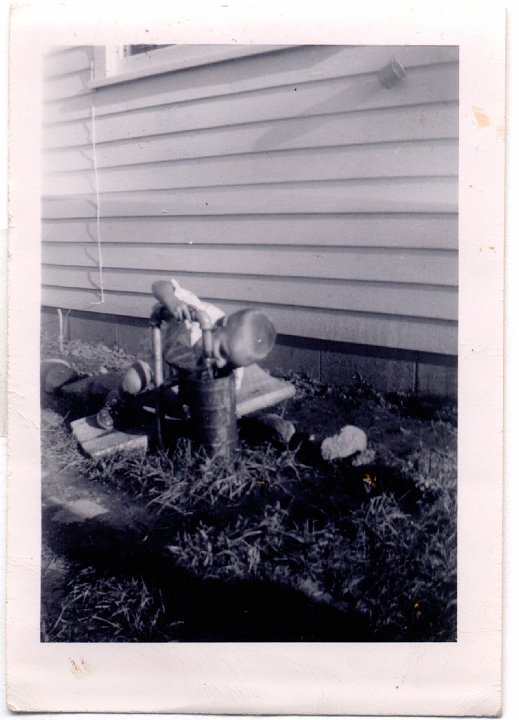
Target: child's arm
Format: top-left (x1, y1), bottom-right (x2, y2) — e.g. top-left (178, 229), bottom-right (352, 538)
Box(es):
top-left (152, 279), bottom-right (225, 326)
top-left (152, 280), bottom-right (192, 321)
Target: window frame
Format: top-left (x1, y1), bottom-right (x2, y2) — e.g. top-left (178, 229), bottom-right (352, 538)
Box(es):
top-left (90, 45), bottom-right (291, 89)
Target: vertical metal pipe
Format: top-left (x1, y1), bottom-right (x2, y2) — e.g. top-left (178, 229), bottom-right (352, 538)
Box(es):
top-left (152, 325), bottom-right (164, 386)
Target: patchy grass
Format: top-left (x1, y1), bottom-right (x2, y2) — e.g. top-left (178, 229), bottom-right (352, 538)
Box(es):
top-left (41, 335), bottom-right (457, 643)
top-left (41, 567), bottom-right (171, 642)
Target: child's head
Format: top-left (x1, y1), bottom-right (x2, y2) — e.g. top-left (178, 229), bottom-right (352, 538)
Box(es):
top-left (213, 309), bottom-right (276, 368)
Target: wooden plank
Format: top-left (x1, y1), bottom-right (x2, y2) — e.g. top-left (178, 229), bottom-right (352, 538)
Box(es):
top-left (44, 46), bottom-right (93, 78)
top-left (42, 266), bottom-right (459, 320)
top-left (44, 140), bottom-right (458, 196)
top-left (42, 177), bottom-right (459, 217)
top-left (70, 415), bottom-right (149, 458)
top-left (42, 102), bottom-right (458, 173)
top-left (41, 286), bottom-right (458, 354)
top-left (70, 414), bottom-right (116, 444)
top-left (235, 364), bottom-right (296, 417)
top-left (69, 367), bottom-right (296, 454)
top-left (42, 213), bottom-right (459, 250)
top-left (43, 44), bottom-right (458, 124)
top-left (42, 63), bottom-right (458, 149)
top-left (42, 242), bottom-right (458, 285)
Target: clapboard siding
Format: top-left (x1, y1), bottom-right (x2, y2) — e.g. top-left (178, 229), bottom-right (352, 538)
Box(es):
top-left (42, 243), bottom-right (458, 285)
top-left (45, 139), bottom-right (457, 195)
top-left (41, 286), bottom-right (457, 355)
top-left (43, 68), bottom-right (92, 102)
top-left (42, 214), bottom-right (458, 249)
top-left (44, 46), bottom-right (92, 78)
top-left (42, 44), bottom-right (459, 356)
top-left (43, 63), bottom-right (458, 148)
top-left (43, 267), bottom-right (458, 320)
top-left (42, 178), bottom-right (458, 218)
top-left (43, 102), bottom-right (458, 173)
top-left (43, 45), bottom-right (458, 123)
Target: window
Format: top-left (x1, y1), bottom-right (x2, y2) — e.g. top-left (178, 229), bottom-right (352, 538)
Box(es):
top-left (127, 44), bottom-right (172, 56)
top-left (90, 44), bottom-right (290, 88)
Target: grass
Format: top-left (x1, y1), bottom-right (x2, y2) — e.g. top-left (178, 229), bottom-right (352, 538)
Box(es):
top-left (41, 334), bottom-right (457, 643)
top-left (41, 568), bottom-right (170, 642)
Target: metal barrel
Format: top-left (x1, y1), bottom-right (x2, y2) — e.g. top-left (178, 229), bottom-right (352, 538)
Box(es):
top-left (181, 369), bottom-right (238, 458)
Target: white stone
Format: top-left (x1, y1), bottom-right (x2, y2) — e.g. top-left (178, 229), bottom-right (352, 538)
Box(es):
top-left (352, 448), bottom-right (377, 466)
top-left (320, 425), bottom-right (368, 461)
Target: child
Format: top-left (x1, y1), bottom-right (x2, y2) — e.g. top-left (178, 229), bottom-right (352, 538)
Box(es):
top-left (96, 279), bottom-right (276, 430)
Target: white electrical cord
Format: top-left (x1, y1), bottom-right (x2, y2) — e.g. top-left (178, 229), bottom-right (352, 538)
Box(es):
top-left (89, 66), bottom-right (105, 305)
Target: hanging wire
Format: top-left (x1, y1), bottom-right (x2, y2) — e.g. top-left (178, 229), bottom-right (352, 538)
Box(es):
top-left (89, 63), bottom-right (105, 305)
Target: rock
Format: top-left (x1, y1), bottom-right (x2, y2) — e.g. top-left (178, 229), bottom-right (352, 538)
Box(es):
top-left (320, 425), bottom-right (368, 462)
top-left (352, 448), bottom-right (377, 466)
top-left (257, 413), bottom-right (296, 443)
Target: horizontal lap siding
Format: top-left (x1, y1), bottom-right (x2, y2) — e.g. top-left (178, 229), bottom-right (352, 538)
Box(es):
top-left (45, 140), bottom-right (458, 194)
top-left (42, 267), bottom-right (458, 320)
top-left (43, 103), bottom-right (458, 172)
top-left (42, 214), bottom-right (458, 249)
top-left (42, 45), bottom-right (459, 121)
top-left (43, 64), bottom-right (459, 147)
top-left (42, 44), bottom-right (459, 355)
top-left (42, 244), bottom-right (458, 285)
top-left (42, 178), bottom-right (458, 216)
top-left (41, 286), bottom-right (457, 355)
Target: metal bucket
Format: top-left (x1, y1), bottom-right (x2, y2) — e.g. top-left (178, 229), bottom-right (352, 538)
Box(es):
top-left (181, 369), bottom-right (238, 459)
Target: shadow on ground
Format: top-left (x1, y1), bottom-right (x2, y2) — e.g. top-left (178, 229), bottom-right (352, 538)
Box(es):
top-left (42, 474), bottom-right (371, 642)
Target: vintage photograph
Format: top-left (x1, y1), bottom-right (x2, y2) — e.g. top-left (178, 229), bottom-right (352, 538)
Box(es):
top-left (39, 43), bottom-right (459, 644)
top-left (7, 3), bottom-right (506, 712)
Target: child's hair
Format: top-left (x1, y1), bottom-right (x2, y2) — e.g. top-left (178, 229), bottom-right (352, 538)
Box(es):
top-left (220, 309), bottom-right (276, 367)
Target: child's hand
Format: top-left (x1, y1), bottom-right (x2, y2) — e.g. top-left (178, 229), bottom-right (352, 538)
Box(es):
top-left (150, 302), bottom-right (172, 325)
top-left (171, 302), bottom-right (193, 322)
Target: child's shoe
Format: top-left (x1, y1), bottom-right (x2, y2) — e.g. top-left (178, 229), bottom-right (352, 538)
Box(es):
top-left (96, 391), bottom-right (121, 431)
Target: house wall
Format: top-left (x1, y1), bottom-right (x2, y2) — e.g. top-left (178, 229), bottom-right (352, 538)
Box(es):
top-left (41, 44), bottom-right (459, 395)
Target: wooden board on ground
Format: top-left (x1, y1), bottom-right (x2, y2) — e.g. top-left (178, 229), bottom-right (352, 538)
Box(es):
top-left (70, 415), bottom-right (148, 458)
top-left (71, 365), bottom-right (295, 458)
top-left (236, 364), bottom-right (296, 417)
